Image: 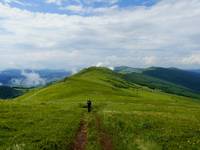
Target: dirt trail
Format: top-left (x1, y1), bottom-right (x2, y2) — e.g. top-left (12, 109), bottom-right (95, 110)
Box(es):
top-left (70, 114), bottom-right (113, 150)
top-left (71, 120), bottom-right (87, 150)
top-left (96, 116), bottom-right (113, 150)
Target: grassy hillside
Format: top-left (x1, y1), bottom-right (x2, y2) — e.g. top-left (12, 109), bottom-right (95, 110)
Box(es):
top-left (0, 86), bottom-right (24, 99)
top-left (124, 72), bottom-right (200, 99)
top-left (0, 67), bottom-right (200, 150)
top-left (143, 67), bottom-right (200, 92)
top-left (114, 66), bottom-right (200, 98)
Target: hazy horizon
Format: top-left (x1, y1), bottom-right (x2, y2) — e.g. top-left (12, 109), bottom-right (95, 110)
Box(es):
top-left (0, 65), bottom-right (199, 72)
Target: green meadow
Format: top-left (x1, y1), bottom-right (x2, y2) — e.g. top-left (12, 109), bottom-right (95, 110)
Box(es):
top-left (0, 67), bottom-right (200, 150)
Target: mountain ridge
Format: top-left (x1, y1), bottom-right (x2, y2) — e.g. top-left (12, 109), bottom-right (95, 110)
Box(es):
top-left (114, 66), bottom-right (200, 99)
top-left (1, 66), bottom-right (200, 149)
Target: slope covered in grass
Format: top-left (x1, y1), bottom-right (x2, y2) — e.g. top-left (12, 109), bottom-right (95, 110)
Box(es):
top-left (143, 67), bottom-right (200, 92)
top-left (124, 72), bottom-right (200, 99)
top-left (0, 67), bottom-right (200, 150)
top-left (114, 66), bottom-right (200, 98)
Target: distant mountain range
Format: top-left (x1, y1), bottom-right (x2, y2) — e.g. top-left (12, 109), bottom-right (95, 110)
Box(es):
top-left (114, 66), bottom-right (143, 74)
top-left (0, 69), bottom-right (71, 88)
top-left (1, 66), bottom-right (200, 99)
top-left (114, 66), bottom-right (200, 99)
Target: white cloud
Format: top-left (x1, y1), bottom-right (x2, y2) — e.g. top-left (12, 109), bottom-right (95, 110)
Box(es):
top-left (71, 68), bottom-right (79, 74)
top-left (60, 4), bottom-right (118, 14)
top-left (95, 62), bottom-right (114, 70)
top-left (96, 62), bottom-right (104, 67)
top-left (0, 0), bottom-right (200, 70)
top-left (45, 0), bottom-right (64, 5)
top-left (180, 53), bottom-right (200, 65)
top-left (11, 70), bottom-right (46, 87)
top-left (21, 70), bottom-right (46, 87)
top-left (143, 56), bottom-right (157, 65)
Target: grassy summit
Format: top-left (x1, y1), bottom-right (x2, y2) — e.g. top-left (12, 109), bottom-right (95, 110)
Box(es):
top-left (0, 67), bottom-right (200, 150)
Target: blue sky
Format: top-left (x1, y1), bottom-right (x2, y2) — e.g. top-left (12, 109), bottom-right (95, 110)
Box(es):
top-left (2, 0), bottom-right (159, 15)
top-left (0, 0), bottom-right (200, 70)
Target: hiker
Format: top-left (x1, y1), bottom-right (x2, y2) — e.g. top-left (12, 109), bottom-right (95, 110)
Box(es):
top-left (87, 100), bottom-right (92, 112)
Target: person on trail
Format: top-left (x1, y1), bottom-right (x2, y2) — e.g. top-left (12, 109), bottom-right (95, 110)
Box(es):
top-left (87, 100), bottom-right (92, 112)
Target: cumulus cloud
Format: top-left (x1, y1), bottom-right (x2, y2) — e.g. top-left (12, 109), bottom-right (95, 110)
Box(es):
top-left (0, 0), bottom-right (200, 70)
top-left (21, 70), bottom-right (46, 87)
top-left (11, 70), bottom-right (46, 87)
top-left (96, 62), bottom-right (104, 67)
top-left (180, 53), bottom-right (200, 65)
top-left (71, 68), bottom-right (79, 74)
top-left (95, 62), bottom-right (114, 70)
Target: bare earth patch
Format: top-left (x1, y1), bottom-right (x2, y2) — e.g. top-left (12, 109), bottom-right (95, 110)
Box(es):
top-left (71, 120), bottom-right (87, 150)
